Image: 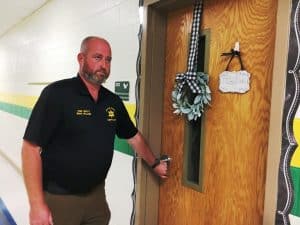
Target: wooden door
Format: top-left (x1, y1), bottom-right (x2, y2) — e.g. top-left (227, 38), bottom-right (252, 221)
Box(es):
top-left (159, 1), bottom-right (277, 225)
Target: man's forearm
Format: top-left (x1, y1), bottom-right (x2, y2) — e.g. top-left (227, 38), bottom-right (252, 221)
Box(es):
top-left (127, 131), bottom-right (157, 166)
top-left (127, 131), bottom-right (168, 178)
top-left (21, 140), bottom-right (45, 207)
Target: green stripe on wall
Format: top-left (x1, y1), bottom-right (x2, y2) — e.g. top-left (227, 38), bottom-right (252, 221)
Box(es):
top-left (114, 136), bottom-right (133, 156)
top-left (291, 166), bottom-right (300, 217)
top-left (0, 102), bottom-right (31, 119)
top-left (0, 101), bottom-right (134, 156)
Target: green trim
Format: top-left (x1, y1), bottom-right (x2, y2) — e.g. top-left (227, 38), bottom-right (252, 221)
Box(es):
top-left (291, 166), bottom-right (300, 216)
top-left (114, 136), bottom-right (134, 156)
top-left (0, 101), bottom-right (134, 156)
top-left (0, 102), bottom-right (31, 119)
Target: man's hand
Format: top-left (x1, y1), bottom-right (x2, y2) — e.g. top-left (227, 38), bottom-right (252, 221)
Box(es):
top-left (153, 161), bottom-right (168, 179)
top-left (127, 132), bottom-right (170, 179)
top-left (30, 203), bottom-right (53, 225)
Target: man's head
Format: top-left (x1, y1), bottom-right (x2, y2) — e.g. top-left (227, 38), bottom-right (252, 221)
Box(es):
top-left (78, 36), bottom-right (112, 86)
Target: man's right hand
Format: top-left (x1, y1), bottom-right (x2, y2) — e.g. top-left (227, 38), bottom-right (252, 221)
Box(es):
top-left (30, 203), bottom-right (53, 225)
top-left (153, 161), bottom-right (168, 179)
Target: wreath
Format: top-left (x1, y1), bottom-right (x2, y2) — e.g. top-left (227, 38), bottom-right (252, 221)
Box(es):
top-left (172, 71), bottom-right (211, 121)
top-left (171, 1), bottom-right (211, 121)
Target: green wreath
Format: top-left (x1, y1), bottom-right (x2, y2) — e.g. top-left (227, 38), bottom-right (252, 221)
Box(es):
top-left (172, 72), bottom-right (211, 121)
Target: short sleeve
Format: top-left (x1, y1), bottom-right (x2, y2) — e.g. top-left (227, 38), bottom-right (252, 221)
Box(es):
top-left (23, 85), bottom-right (62, 148)
top-left (115, 98), bottom-right (138, 139)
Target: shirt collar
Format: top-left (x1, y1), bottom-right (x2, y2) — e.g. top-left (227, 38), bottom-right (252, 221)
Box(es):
top-left (76, 74), bottom-right (90, 96)
top-left (75, 74), bottom-right (108, 102)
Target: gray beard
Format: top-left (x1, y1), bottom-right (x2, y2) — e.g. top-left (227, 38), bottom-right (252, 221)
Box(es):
top-left (83, 72), bottom-right (107, 86)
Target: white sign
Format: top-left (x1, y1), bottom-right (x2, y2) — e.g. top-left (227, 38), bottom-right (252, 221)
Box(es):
top-left (219, 70), bottom-right (250, 93)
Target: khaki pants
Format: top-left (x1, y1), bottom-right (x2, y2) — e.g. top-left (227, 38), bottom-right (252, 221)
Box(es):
top-left (44, 182), bottom-right (110, 225)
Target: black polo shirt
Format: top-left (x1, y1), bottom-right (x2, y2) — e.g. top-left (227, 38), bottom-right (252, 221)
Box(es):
top-left (23, 75), bottom-right (138, 193)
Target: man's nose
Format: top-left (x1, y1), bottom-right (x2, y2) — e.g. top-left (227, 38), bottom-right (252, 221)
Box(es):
top-left (99, 60), bottom-right (109, 69)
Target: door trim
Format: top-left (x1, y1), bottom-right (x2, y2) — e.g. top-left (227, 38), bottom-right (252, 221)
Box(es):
top-left (136, 1), bottom-right (290, 225)
top-left (136, 2), bottom-right (195, 225)
top-left (263, 0), bottom-right (290, 224)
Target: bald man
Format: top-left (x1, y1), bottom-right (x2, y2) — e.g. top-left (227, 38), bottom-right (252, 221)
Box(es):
top-left (22, 36), bottom-right (168, 225)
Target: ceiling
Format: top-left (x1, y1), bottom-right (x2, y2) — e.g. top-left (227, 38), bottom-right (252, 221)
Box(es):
top-left (0, 0), bottom-right (48, 37)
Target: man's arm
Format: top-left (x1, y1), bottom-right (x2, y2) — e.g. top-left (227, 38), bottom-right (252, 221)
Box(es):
top-left (127, 131), bottom-right (168, 178)
top-left (21, 140), bottom-right (53, 225)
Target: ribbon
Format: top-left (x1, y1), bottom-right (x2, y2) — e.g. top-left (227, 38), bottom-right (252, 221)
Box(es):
top-left (175, 0), bottom-right (204, 94)
top-left (176, 71), bottom-right (201, 93)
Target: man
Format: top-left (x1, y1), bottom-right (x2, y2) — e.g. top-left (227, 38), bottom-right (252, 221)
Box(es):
top-left (22, 36), bottom-right (168, 225)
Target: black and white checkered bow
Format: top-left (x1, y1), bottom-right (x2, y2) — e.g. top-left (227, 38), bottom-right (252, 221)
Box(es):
top-left (175, 0), bottom-right (203, 94)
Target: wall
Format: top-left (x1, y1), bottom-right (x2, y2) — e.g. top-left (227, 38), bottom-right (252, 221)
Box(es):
top-left (290, 107), bottom-right (300, 224)
top-left (0, 0), bottom-right (139, 224)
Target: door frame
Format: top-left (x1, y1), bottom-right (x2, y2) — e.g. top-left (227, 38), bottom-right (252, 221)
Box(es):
top-left (135, 1), bottom-right (290, 225)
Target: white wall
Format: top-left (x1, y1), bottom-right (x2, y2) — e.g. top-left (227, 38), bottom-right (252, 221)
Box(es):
top-left (0, 0), bottom-right (139, 100)
top-left (0, 0), bottom-right (140, 224)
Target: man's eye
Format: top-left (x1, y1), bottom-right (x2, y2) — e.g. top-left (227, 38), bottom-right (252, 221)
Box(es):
top-left (94, 56), bottom-right (102, 61)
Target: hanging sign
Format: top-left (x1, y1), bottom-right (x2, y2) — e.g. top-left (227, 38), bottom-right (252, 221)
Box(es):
top-left (219, 45), bottom-right (250, 94)
top-left (115, 81), bottom-right (130, 101)
top-left (219, 70), bottom-right (250, 93)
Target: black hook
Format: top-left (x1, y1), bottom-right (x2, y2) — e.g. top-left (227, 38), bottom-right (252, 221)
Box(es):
top-left (221, 48), bottom-right (240, 57)
top-left (221, 49), bottom-right (244, 71)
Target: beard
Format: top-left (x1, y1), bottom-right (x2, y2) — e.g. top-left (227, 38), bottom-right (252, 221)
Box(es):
top-left (82, 63), bottom-right (109, 86)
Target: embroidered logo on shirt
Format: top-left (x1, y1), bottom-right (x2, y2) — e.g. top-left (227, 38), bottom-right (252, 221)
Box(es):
top-left (106, 107), bottom-right (116, 121)
top-left (76, 109), bottom-right (92, 116)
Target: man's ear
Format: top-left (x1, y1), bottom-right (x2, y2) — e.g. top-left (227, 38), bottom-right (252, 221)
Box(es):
top-left (77, 53), bottom-right (84, 64)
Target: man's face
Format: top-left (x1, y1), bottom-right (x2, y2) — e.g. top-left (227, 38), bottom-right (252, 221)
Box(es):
top-left (80, 39), bottom-right (112, 86)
